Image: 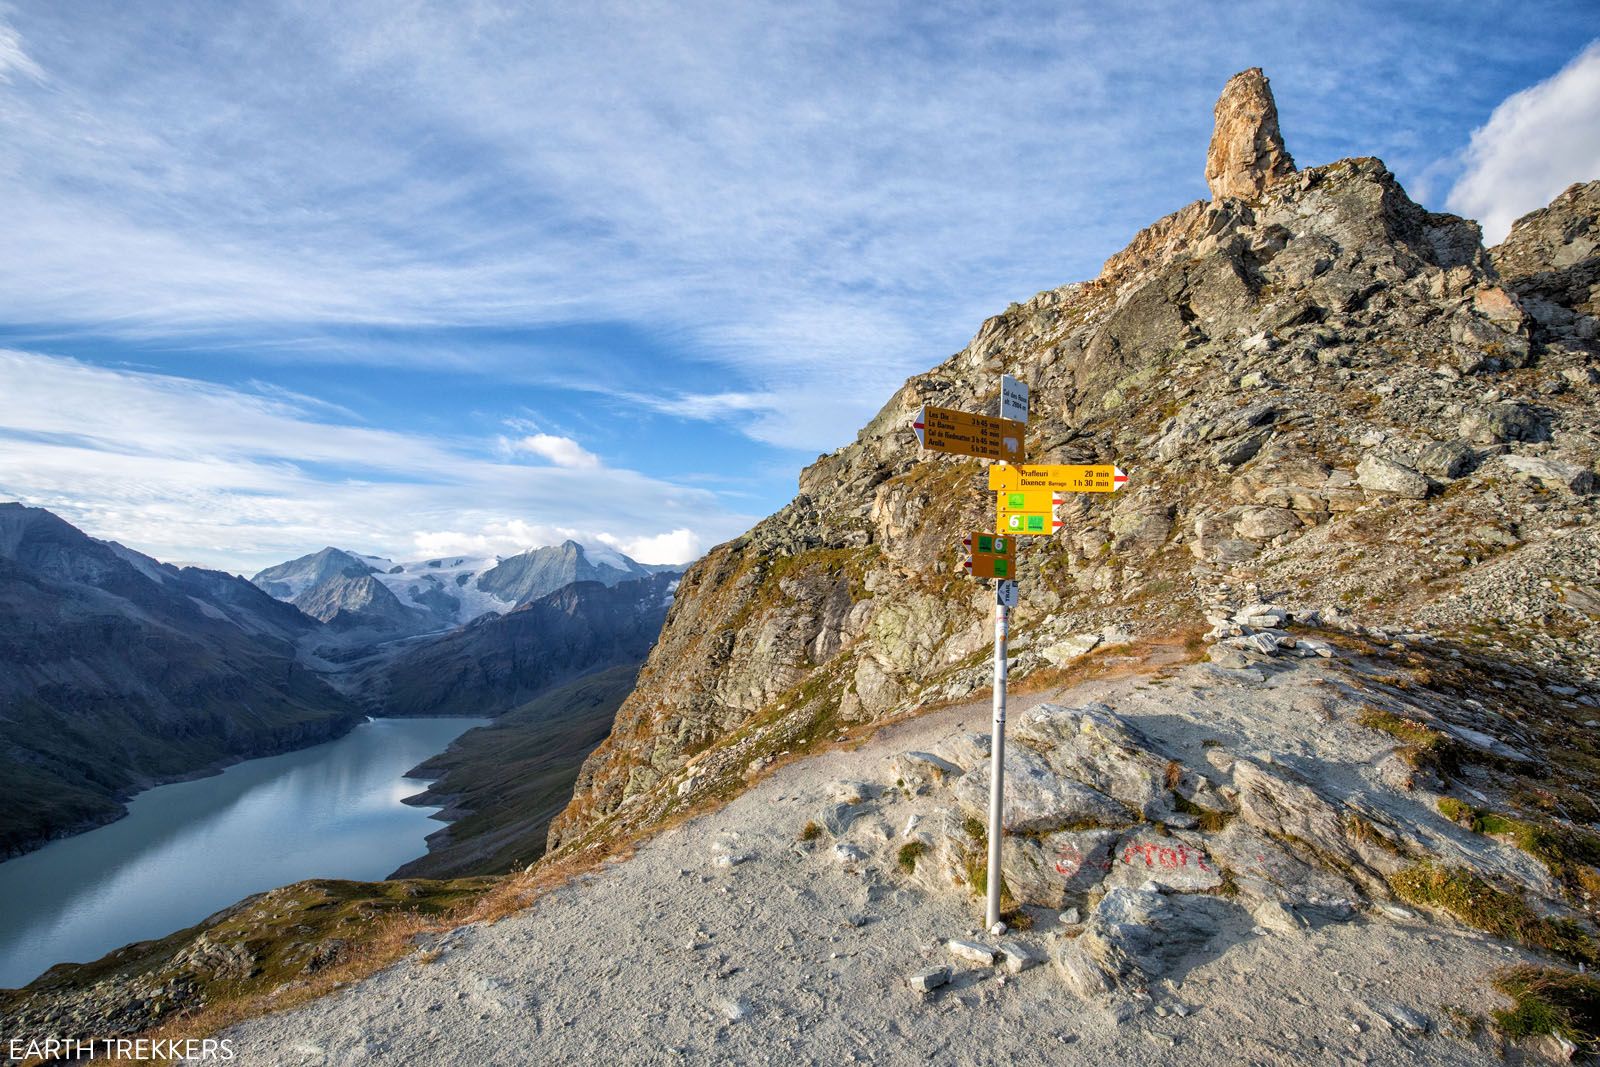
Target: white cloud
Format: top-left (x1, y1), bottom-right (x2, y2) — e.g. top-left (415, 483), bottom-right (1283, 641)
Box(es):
top-left (596, 528), bottom-right (702, 566)
top-left (510, 433), bottom-right (600, 469)
top-left (0, 349), bottom-right (752, 572)
top-left (1447, 40), bottom-right (1600, 245)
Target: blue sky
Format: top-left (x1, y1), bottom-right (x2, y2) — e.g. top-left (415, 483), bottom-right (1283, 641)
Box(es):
top-left (0, 1), bottom-right (1597, 572)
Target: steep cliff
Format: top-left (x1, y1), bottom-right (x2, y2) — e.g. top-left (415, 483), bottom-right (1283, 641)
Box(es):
top-left (549, 72), bottom-right (1599, 854)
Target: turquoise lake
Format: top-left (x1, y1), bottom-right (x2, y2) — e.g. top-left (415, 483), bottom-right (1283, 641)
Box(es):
top-left (0, 716), bottom-right (486, 989)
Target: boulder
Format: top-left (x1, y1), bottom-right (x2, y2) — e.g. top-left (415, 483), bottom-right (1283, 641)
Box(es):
top-left (1355, 455), bottom-right (1431, 499)
top-left (1458, 403), bottom-right (1548, 445)
top-left (951, 746), bottom-right (1129, 833)
top-left (1001, 828), bottom-right (1121, 907)
top-left (1012, 703), bottom-right (1179, 821)
top-left (1055, 887), bottom-right (1241, 997)
top-left (1103, 830), bottom-right (1224, 892)
top-left (1414, 440), bottom-right (1475, 480)
top-left (1501, 455), bottom-right (1596, 494)
top-left (1235, 507), bottom-right (1301, 541)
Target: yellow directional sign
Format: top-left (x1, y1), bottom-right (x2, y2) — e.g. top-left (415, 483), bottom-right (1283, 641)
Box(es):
top-left (989, 464), bottom-right (1128, 493)
top-left (995, 489), bottom-right (1063, 512)
top-left (996, 504), bottom-right (1059, 536)
top-left (913, 405), bottom-right (1026, 462)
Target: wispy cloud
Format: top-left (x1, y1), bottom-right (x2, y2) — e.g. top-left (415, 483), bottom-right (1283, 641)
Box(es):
top-left (1447, 39), bottom-right (1600, 245)
top-left (5, 3), bottom-right (1589, 453)
top-left (0, 349), bottom-right (752, 571)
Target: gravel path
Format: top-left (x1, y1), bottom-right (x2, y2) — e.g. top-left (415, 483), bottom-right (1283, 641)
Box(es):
top-left (222, 671), bottom-right (1525, 1066)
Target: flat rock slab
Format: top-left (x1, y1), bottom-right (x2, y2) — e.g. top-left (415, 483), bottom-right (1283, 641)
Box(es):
top-left (945, 939), bottom-right (997, 965)
top-left (996, 939), bottom-right (1045, 974)
top-left (1104, 831), bottom-right (1223, 892)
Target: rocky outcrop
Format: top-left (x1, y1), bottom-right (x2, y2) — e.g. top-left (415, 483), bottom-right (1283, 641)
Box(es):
top-left (1490, 179), bottom-right (1600, 343)
top-left (293, 573), bottom-right (418, 631)
top-left (548, 69), bottom-right (1600, 857)
top-left (1205, 68), bottom-right (1296, 201)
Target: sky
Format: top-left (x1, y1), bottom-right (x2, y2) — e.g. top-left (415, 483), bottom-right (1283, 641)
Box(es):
top-left (0, 2), bottom-right (1597, 573)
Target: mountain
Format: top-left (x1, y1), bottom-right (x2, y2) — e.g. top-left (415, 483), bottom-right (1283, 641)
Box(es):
top-left (547, 68), bottom-right (1600, 852)
top-left (472, 540), bottom-right (675, 607)
top-left (371, 572), bottom-right (679, 717)
top-left (251, 547), bottom-right (377, 600)
top-left (292, 572), bottom-right (419, 632)
top-left (251, 540), bottom-right (673, 634)
top-left (0, 505), bottom-right (360, 858)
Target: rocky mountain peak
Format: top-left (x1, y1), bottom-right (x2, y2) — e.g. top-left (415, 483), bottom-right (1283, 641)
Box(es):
top-left (1205, 67), bottom-right (1296, 201)
top-left (548, 66), bottom-right (1599, 862)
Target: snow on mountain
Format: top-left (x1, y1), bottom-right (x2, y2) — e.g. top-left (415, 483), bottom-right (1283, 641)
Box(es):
top-left (251, 539), bottom-right (683, 633)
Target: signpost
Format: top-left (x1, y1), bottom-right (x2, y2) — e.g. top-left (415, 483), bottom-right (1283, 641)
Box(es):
top-left (962, 533), bottom-right (1013, 579)
top-left (996, 488), bottom-right (1064, 537)
top-left (909, 380), bottom-right (1127, 931)
top-left (988, 463), bottom-right (1128, 493)
top-left (912, 405), bottom-right (1026, 463)
top-left (1000, 375), bottom-right (1028, 424)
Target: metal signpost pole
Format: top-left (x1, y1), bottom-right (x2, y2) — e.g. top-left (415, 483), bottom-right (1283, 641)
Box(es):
top-left (985, 583), bottom-right (1009, 931)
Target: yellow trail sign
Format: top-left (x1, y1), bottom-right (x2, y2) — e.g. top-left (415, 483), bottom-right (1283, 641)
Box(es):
top-left (996, 489), bottom-right (1064, 511)
top-left (913, 405), bottom-right (1026, 462)
top-left (989, 464), bottom-right (1127, 493)
top-left (996, 505), bottom-right (1060, 536)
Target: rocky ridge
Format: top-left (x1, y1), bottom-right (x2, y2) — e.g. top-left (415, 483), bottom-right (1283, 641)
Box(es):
top-left (548, 70), bottom-right (1600, 859)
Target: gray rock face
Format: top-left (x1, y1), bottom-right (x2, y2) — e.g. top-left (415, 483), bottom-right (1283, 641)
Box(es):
top-left (1103, 830), bottom-right (1223, 892)
top-left (1205, 68), bottom-right (1296, 201)
top-left (1012, 703), bottom-right (1176, 820)
top-left (1500, 455), bottom-right (1596, 494)
top-left (1001, 828), bottom-right (1121, 907)
top-left (1491, 179), bottom-right (1600, 331)
top-left (1459, 403), bottom-right (1548, 445)
top-left (1055, 887), bottom-right (1243, 997)
top-left (950, 746), bottom-right (1127, 833)
top-left (1414, 439), bottom-right (1475, 479)
top-left (474, 540), bottom-right (667, 607)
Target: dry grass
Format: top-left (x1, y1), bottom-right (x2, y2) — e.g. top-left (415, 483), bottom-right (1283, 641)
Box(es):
top-left (1389, 863), bottom-right (1596, 965)
top-left (1492, 965), bottom-right (1600, 1052)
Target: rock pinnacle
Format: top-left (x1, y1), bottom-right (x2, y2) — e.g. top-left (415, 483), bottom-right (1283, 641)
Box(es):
top-left (1205, 67), bottom-right (1296, 201)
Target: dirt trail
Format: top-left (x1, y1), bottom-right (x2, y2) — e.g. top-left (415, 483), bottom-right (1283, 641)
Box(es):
top-left (222, 668), bottom-right (1526, 1066)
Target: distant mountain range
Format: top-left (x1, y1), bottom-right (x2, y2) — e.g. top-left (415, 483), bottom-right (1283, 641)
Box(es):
top-left (250, 541), bottom-right (677, 635)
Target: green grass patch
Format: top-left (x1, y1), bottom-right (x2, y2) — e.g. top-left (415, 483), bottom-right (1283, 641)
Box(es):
top-left (1434, 799), bottom-right (1600, 905)
top-left (1357, 707), bottom-right (1462, 774)
top-left (1389, 863), bottom-right (1597, 965)
top-left (1492, 965), bottom-right (1600, 1052)
top-left (799, 820), bottom-right (822, 842)
top-left (897, 840), bottom-right (928, 874)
